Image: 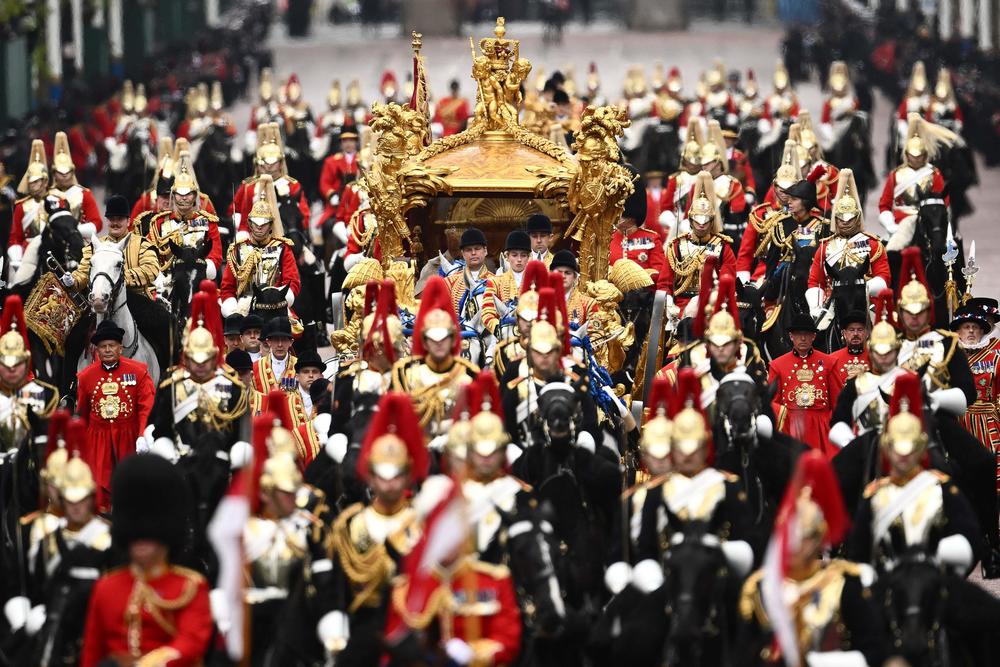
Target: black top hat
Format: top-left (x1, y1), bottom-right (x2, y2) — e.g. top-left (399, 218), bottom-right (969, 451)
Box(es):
top-left (294, 349), bottom-right (326, 372)
top-left (224, 314), bottom-right (245, 336)
top-left (105, 194), bottom-right (130, 219)
top-left (525, 214), bottom-right (553, 234)
top-left (309, 377), bottom-right (331, 404)
top-left (155, 175), bottom-right (174, 197)
top-left (550, 249), bottom-right (579, 274)
top-left (622, 164), bottom-right (647, 223)
top-left (261, 316), bottom-right (293, 340)
top-left (966, 297), bottom-right (1000, 326)
top-left (225, 349), bottom-right (253, 372)
top-left (783, 179), bottom-right (817, 205)
top-left (110, 454), bottom-right (191, 555)
top-left (504, 230), bottom-right (531, 252)
top-left (787, 312), bottom-right (818, 334)
top-left (950, 306), bottom-right (992, 334)
top-left (91, 319), bottom-right (125, 345)
top-left (459, 227), bottom-right (488, 249)
top-left (241, 314), bottom-right (265, 333)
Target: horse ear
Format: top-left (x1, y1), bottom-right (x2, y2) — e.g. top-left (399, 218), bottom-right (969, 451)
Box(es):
top-left (280, 285), bottom-right (289, 297)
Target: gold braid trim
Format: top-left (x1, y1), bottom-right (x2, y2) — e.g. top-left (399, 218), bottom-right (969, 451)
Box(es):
top-left (125, 567), bottom-right (200, 657)
top-left (390, 575), bottom-right (454, 630)
top-left (407, 364), bottom-right (470, 428)
top-left (229, 244), bottom-right (263, 297)
top-left (136, 647), bottom-right (182, 666)
top-left (328, 504), bottom-right (396, 612)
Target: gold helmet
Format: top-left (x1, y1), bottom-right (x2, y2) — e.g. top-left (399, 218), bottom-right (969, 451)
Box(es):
top-left (210, 81), bottom-right (224, 112)
top-left (641, 415), bottom-right (672, 460)
top-left (681, 120), bottom-right (706, 165)
top-left (346, 79), bottom-right (362, 107)
top-left (828, 61), bottom-right (850, 95)
top-left (41, 411), bottom-right (70, 486)
top-left (651, 61), bottom-right (665, 92)
top-left (906, 61), bottom-right (927, 98)
top-left (831, 168), bottom-right (863, 229)
top-left (881, 372), bottom-right (927, 457)
top-left (699, 120), bottom-right (728, 172)
top-left (705, 59), bottom-right (724, 88)
top-left (774, 139), bottom-right (803, 190)
top-left (18, 139), bottom-right (48, 192)
top-left (529, 319), bottom-right (560, 354)
top-left (260, 451), bottom-right (302, 494)
top-left (43, 448), bottom-right (69, 487)
top-left (134, 83), bottom-right (148, 114)
top-left (255, 122), bottom-right (287, 174)
top-left (247, 174), bottom-right (284, 238)
top-left (934, 68), bottom-right (955, 102)
top-left (184, 287), bottom-right (224, 366)
top-left (688, 171), bottom-right (720, 233)
top-left (52, 131), bottom-right (76, 178)
top-left (61, 453), bottom-right (97, 503)
top-left (903, 112), bottom-right (957, 161)
top-left (469, 410), bottom-right (509, 457)
top-left (516, 290), bottom-right (540, 322)
top-left (773, 59), bottom-right (789, 91)
top-left (796, 110), bottom-right (819, 154)
top-left (869, 319), bottom-right (900, 355)
top-left (446, 419), bottom-right (472, 461)
top-left (631, 65), bottom-right (648, 97)
top-left (285, 74), bottom-right (303, 102)
top-left (897, 247), bottom-right (931, 316)
top-left (669, 368), bottom-right (710, 458)
top-left (0, 295), bottom-right (31, 368)
top-left (563, 65), bottom-right (578, 98)
top-left (259, 67), bottom-right (274, 102)
top-left (328, 79), bottom-right (342, 108)
top-left (171, 151), bottom-right (198, 196)
top-left (121, 80), bottom-right (135, 113)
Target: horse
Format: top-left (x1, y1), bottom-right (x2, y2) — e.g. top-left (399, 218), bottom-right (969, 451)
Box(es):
top-left (814, 263), bottom-right (868, 354)
top-left (825, 112), bottom-right (876, 204)
top-left (107, 130), bottom-right (155, 206)
top-left (195, 124), bottom-right (244, 224)
top-left (76, 239), bottom-right (161, 382)
top-left (173, 431), bottom-right (232, 580)
top-left (713, 374), bottom-right (808, 527)
top-left (759, 237), bottom-right (820, 362)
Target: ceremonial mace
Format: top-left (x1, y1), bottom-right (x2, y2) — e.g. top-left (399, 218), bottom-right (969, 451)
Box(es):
top-left (942, 221), bottom-right (960, 321)
top-left (961, 240), bottom-right (979, 304)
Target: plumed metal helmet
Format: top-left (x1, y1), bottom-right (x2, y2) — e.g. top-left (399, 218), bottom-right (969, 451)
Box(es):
top-left (18, 139), bottom-right (48, 192)
top-left (881, 371), bottom-right (928, 459)
top-left (111, 454), bottom-right (191, 554)
top-left (868, 292), bottom-right (900, 355)
top-left (60, 417), bottom-right (95, 503)
top-left (897, 247), bottom-right (932, 319)
top-left (0, 295), bottom-right (31, 368)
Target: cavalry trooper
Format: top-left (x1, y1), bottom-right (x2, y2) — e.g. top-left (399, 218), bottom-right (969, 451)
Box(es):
top-left (805, 168), bottom-right (890, 322)
top-left (494, 260), bottom-right (548, 380)
top-left (550, 249), bottom-right (598, 328)
top-left (219, 174), bottom-right (300, 318)
top-left (7, 419), bottom-right (112, 667)
top-left (656, 171), bottom-right (736, 318)
top-left (8, 141), bottom-right (51, 272)
top-left (317, 124), bottom-right (359, 235)
top-left (768, 313), bottom-right (842, 457)
top-left (148, 287), bottom-right (247, 450)
top-left (848, 371), bottom-right (982, 573)
top-left (131, 138), bottom-right (218, 223)
top-left (927, 68), bottom-right (964, 133)
top-left (878, 113), bottom-right (953, 246)
top-left (391, 275), bottom-right (478, 438)
top-left (319, 393), bottom-right (425, 665)
top-left (819, 61), bottom-right (860, 147)
top-left (0, 295), bottom-right (59, 451)
top-left (229, 122), bottom-right (311, 240)
top-left (74, 319), bottom-right (155, 511)
top-left (129, 137), bottom-right (172, 220)
top-left (80, 454), bottom-right (212, 667)
top-left (246, 68), bottom-right (282, 153)
top-left (896, 61), bottom-right (930, 133)
top-left (610, 172), bottom-right (666, 282)
top-left (239, 414), bottom-right (330, 662)
top-left (432, 78), bottom-right (471, 136)
top-left (760, 60), bottom-right (800, 129)
top-left (736, 140), bottom-right (801, 285)
top-left (699, 120), bottom-right (748, 251)
top-left (660, 124), bottom-right (704, 236)
top-left (46, 131), bottom-right (103, 238)
top-left (895, 247), bottom-right (1000, 577)
top-left (792, 113), bottom-right (838, 214)
top-left (314, 79), bottom-right (345, 158)
top-left (148, 151), bottom-right (224, 281)
top-left (445, 227), bottom-right (502, 340)
top-left (740, 451), bottom-right (887, 667)
top-left (632, 367), bottom-right (756, 564)
top-left (950, 304), bottom-right (1000, 491)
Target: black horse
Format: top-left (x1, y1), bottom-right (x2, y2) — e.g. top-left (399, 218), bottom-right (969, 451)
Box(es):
top-left (759, 239), bottom-right (820, 363)
top-left (174, 432), bottom-right (233, 581)
top-left (827, 113), bottom-right (877, 204)
top-left (633, 120), bottom-right (682, 177)
top-left (195, 125), bottom-right (244, 233)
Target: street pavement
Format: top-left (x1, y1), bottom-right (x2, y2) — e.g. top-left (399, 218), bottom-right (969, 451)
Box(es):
top-left (252, 17), bottom-right (1000, 595)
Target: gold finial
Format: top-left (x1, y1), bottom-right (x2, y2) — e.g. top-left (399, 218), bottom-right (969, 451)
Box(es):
top-left (495, 16), bottom-right (506, 39)
top-left (411, 31), bottom-right (422, 53)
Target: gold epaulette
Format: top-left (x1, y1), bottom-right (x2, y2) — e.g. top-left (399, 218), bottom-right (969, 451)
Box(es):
top-left (169, 564), bottom-right (207, 585)
top-left (929, 470), bottom-right (950, 484)
top-left (720, 470), bottom-right (739, 483)
top-left (468, 558), bottom-right (511, 579)
top-left (271, 235), bottom-right (294, 247)
top-left (159, 367), bottom-right (191, 388)
top-left (453, 357), bottom-right (480, 374)
top-left (716, 233), bottom-right (733, 244)
top-left (863, 477), bottom-right (891, 499)
top-left (241, 175), bottom-right (256, 185)
top-left (197, 209), bottom-right (219, 222)
top-left (506, 376), bottom-right (526, 391)
top-left (15, 195), bottom-right (35, 205)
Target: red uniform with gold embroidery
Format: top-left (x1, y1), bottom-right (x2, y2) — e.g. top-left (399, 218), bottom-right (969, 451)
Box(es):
top-left (829, 347), bottom-right (871, 387)
top-left (76, 356), bottom-right (155, 509)
top-left (318, 151), bottom-right (359, 225)
top-left (80, 565), bottom-right (212, 667)
top-left (878, 164), bottom-right (947, 225)
top-left (610, 225), bottom-right (666, 280)
top-left (385, 559), bottom-right (521, 665)
top-left (130, 190), bottom-right (216, 220)
top-left (961, 340), bottom-right (1000, 490)
top-left (10, 187), bottom-right (103, 248)
top-left (768, 349), bottom-right (843, 458)
top-left (229, 175), bottom-right (311, 234)
top-left (446, 267), bottom-right (501, 334)
top-left (251, 353), bottom-right (298, 394)
top-left (807, 232), bottom-right (890, 294)
top-left (735, 201), bottom-right (781, 281)
top-left (433, 96), bottom-right (471, 136)
top-left (656, 233), bottom-right (736, 311)
top-left (662, 171), bottom-right (699, 220)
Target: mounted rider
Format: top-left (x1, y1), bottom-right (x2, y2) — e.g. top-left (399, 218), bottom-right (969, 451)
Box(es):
top-left (229, 122), bottom-right (311, 242)
top-left (493, 260), bottom-right (549, 379)
top-left (806, 168), bottom-right (890, 325)
top-left (878, 113), bottom-right (955, 251)
top-left (148, 151), bottom-right (224, 281)
top-left (8, 141), bottom-right (52, 274)
top-left (246, 68), bottom-right (283, 154)
top-left (791, 112), bottom-right (839, 214)
top-left (46, 131), bottom-right (103, 237)
top-left (700, 120), bottom-right (748, 251)
top-left (656, 170), bottom-right (736, 318)
top-left (0, 295), bottom-right (59, 450)
top-left (926, 68), bottom-right (964, 134)
top-left (445, 228), bottom-right (502, 360)
top-left (131, 138), bottom-right (217, 229)
top-left (896, 60), bottom-right (930, 138)
top-left (659, 123), bottom-right (704, 237)
top-left (819, 61), bottom-right (861, 150)
top-left (220, 174), bottom-right (300, 318)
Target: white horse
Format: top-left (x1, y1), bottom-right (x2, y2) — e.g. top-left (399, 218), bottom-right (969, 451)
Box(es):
top-left (77, 238), bottom-right (160, 380)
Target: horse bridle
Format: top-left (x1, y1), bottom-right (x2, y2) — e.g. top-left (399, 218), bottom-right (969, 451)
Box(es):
top-left (91, 265), bottom-right (137, 356)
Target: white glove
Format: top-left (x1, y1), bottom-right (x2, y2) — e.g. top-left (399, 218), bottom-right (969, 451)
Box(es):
top-left (736, 271), bottom-right (751, 285)
top-left (631, 559), bottom-right (664, 593)
top-left (149, 437), bottom-right (179, 464)
top-left (805, 651), bottom-right (868, 667)
top-left (332, 221), bottom-right (348, 245)
top-left (4, 596), bottom-right (30, 631)
top-left (744, 191), bottom-right (755, 207)
top-left (721, 540), bottom-right (754, 578)
top-left (604, 561), bottom-right (632, 595)
top-left (235, 230), bottom-right (250, 243)
top-left (929, 388), bottom-right (967, 416)
top-left (26, 604), bottom-right (45, 636)
top-left (284, 289), bottom-right (296, 306)
top-left (936, 534), bottom-right (973, 573)
top-left (878, 210), bottom-right (898, 235)
top-left (317, 610), bottom-right (350, 653)
top-left (428, 434), bottom-right (449, 452)
top-left (153, 272), bottom-right (167, 293)
top-left (829, 422), bottom-right (855, 449)
top-left (60, 273), bottom-right (75, 287)
top-left (866, 276), bottom-right (887, 296)
top-left (325, 432), bottom-right (348, 464)
top-left (576, 431), bottom-right (596, 454)
top-left (209, 588), bottom-right (231, 633)
top-left (205, 260), bottom-right (217, 281)
top-left (7, 244), bottom-right (23, 269)
top-left (805, 286), bottom-right (825, 320)
top-left (329, 193), bottom-right (340, 207)
top-left (221, 297), bottom-right (239, 317)
top-left (445, 638), bottom-right (475, 665)
top-left (229, 441), bottom-right (253, 469)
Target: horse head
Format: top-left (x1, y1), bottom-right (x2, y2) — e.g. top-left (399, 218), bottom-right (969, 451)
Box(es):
top-left (714, 373), bottom-right (761, 457)
top-left (504, 505), bottom-right (567, 637)
top-left (883, 553), bottom-right (948, 665)
top-left (249, 285), bottom-right (292, 321)
top-left (661, 519), bottom-right (728, 651)
top-left (46, 212), bottom-right (86, 268)
top-left (87, 238), bottom-right (126, 314)
top-left (917, 186), bottom-right (950, 256)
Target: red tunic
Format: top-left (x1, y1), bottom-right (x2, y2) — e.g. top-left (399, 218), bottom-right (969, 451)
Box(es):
top-left (961, 341), bottom-right (1000, 490)
top-left (728, 147), bottom-right (756, 195)
top-left (149, 210), bottom-right (224, 271)
top-left (229, 175), bottom-right (311, 233)
top-left (656, 234), bottom-right (736, 312)
top-left (610, 226), bottom-right (665, 281)
top-left (131, 191), bottom-right (216, 220)
top-left (878, 166), bottom-right (948, 224)
top-left (251, 353), bottom-right (298, 394)
top-left (11, 188), bottom-right (102, 247)
top-left (807, 233), bottom-right (890, 293)
top-left (219, 238), bottom-right (301, 301)
top-left (76, 357), bottom-right (155, 510)
top-left (644, 188), bottom-right (667, 234)
top-left (768, 349), bottom-right (843, 458)
top-left (384, 561), bottom-right (521, 665)
top-left (736, 201), bottom-right (783, 280)
top-left (317, 152), bottom-right (359, 226)
top-left (81, 566), bottom-right (211, 667)
top-left (821, 96), bottom-right (859, 124)
top-left (828, 347), bottom-right (871, 387)
top-left (433, 96), bottom-right (471, 136)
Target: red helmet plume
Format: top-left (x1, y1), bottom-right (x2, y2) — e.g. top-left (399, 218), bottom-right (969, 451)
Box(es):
top-left (548, 271), bottom-right (571, 348)
top-left (520, 260), bottom-right (550, 296)
top-left (645, 376), bottom-right (672, 422)
top-left (806, 163), bottom-right (827, 183)
top-left (45, 409), bottom-right (71, 462)
top-left (692, 255), bottom-right (720, 339)
top-left (774, 450), bottom-right (849, 549)
top-left (467, 370), bottom-right (503, 420)
top-left (412, 276), bottom-right (459, 357)
top-left (364, 280), bottom-right (400, 365)
top-left (357, 392), bottom-right (429, 483)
